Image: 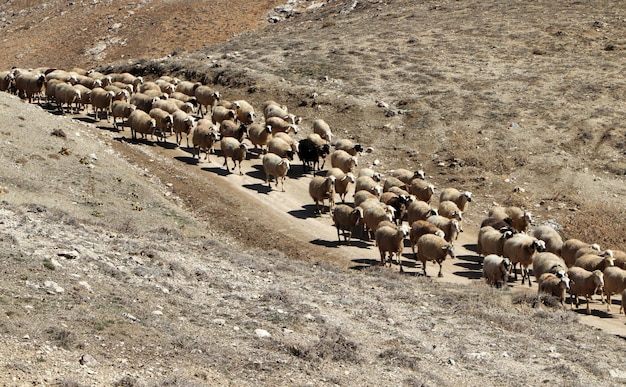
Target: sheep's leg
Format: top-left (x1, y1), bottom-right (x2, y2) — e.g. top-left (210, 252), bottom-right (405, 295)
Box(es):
top-left (422, 261), bottom-right (427, 277)
top-left (437, 262), bottom-right (443, 277)
top-left (585, 296), bottom-right (591, 315)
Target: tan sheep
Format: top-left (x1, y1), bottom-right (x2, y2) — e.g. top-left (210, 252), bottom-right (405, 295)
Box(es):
top-left (172, 110), bottom-right (195, 147)
top-left (332, 204), bottom-right (364, 244)
top-left (567, 267), bottom-right (604, 315)
top-left (268, 137), bottom-right (296, 160)
top-left (90, 87), bottom-right (115, 121)
top-left (191, 120), bottom-right (219, 160)
top-left (574, 253), bottom-right (615, 273)
top-left (130, 93), bottom-right (158, 113)
top-left (409, 220), bottom-right (445, 259)
top-left (502, 233), bottom-right (546, 286)
top-left (489, 206), bottom-right (532, 233)
top-left (309, 175), bottom-right (336, 214)
top-left (482, 254), bottom-right (512, 288)
top-left (357, 167), bottom-right (382, 181)
top-left (417, 233), bottom-right (455, 278)
top-left (313, 118), bottom-right (333, 143)
top-left (355, 175), bottom-right (382, 197)
top-left (333, 139), bottom-right (363, 156)
top-left (219, 119), bottom-right (246, 142)
top-left (266, 116), bottom-right (298, 134)
top-left (408, 179), bottom-right (435, 203)
top-left (426, 215), bottom-right (461, 243)
top-left (376, 224), bottom-right (410, 271)
top-left (54, 83), bottom-right (82, 114)
top-left (175, 80), bottom-right (202, 97)
top-left (437, 200), bottom-right (463, 222)
top-left (530, 225), bottom-right (563, 256)
top-left (477, 226), bottom-right (514, 257)
top-left (247, 123), bottom-right (273, 153)
top-left (330, 150), bottom-right (358, 174)
top-left (603, 266), bottom-right (626, 312)
top-left (15, 71), bottom-right (46, 103)
top-left (407, 200), bottom-right (437, 224)
top-left (388, 168), bottom-right (425, 185)
top-left (532, 252), bottom-right (568, 285)
top-left (326, 168), bottom-right (355, 203)
top-left (195, 85), bottom-right (220, 117)
top-left (262, 153), bottom-right (290, 192)
top-left (439, 188), bottom-right (472, 212)
top-left (383, 176), bottom-right (406, 193)
top-left (220, 137), bottom-right (248, 175)
top-left (111, 101), bottom-right (136, 130)
top-left (353, 190), bottom-right (380, 207)
top-left (127, 109), bottom-right (156, 141)
top-left (358, 199), bottom-right (395, 240)
top-left (149, 107), bottom-right (174, 141)
top-left (538, 273), bottom-right (570, 306)
top-left (561, 238), bottom-right (601, 267)
top-left (211, 105), bottom-right (237, 125)
top-left (233, 99), bottom-right (256, 125)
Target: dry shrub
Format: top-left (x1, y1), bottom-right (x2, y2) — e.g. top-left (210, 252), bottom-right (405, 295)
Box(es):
top-left (290, 327), bottom-right (361, 364)
top-left (45, 327), bottom-right (76, 350)
top-left (378, 348), bottom-right (420, 370)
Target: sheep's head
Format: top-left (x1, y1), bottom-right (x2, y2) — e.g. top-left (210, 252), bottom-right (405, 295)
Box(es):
top-left (463, 191), bottom-right (473, 202)
top-left (415, 170), bottom-right (426, 180)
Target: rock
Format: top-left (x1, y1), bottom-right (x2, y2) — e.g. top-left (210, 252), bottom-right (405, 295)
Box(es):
top-left (255, 329), bottom-right (271, 339)
top-left (212, 318), bottom-right (226, 325)
top-left (44, 280), bottom-right (64, 294)
top-left (79, 354), bottom-right (98, 367)
top-left (610, 369), bottom-right (626, 379)
top-left (78, 281), bottom-right (93, 293)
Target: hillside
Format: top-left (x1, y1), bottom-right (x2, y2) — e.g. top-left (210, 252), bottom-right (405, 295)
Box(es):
top-left (1, 0), bottom-right (626, 385)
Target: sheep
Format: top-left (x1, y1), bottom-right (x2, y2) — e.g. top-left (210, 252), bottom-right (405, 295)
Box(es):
top-left (357, 168), bottom-right (382, 181)
top-left (109, 72), bottom-right (143, 88)
top-left (45, 69), bottom-right (76, 84)
top-left (408, 179), bottom-right (436, 203)
top-left (154, 79), bottom-right (176, 94)
top-left (489, 206), bottom-right (532, 233)
top-left (170, 91), bottom-right (198, 109)
top-left (73, 84), bottom-right (92, 110)
top-left (330, 150), bottom-right (358, 174)
top-left (538, 273), bottom-right (570, 306)
top-left (247, 123), bottom-right (273, 153)
top-left (333, 138), bottom-right (363, 156)
top-left (219, 119), bottom-right (247, 142)
top-left (138, 81), bottom-right (163, 94)
top-left (379, 192), bottom-right (411, 225)
top-left (388, 168), bottom-right (425, 185)
top-left (480, 216), bottom-right (514, 230)
top-left (211, 105), bottom-right (237, 125)
top-left (383, 176), bottom-right (406, 193)
top-left (127, 109), bottom-right (156, 140)
top-left (574, 247), bottom-right (612, 260)
top-left (502, 234), bottom-right (546, 286)
top-left (149, 107), bottom-right (174, 140)
top-left (298, 138), bottom-right (330, 175)
top-left (172, 110), bottom-right (195, 147)
top-left (417, 234), bottom-right (455, 277)
top-left (427, 215), bottom-right (461, 243)
top-left (477, 226), bottom-right (514, 257)
top-left (111, 101), bottom-right (136, 130)
top-left (309, 175), bottom-right (336, 214)
top-left (108, 82), bottom-right (134, 95)
top-left (326, 168), bottom-right (355, 202)
top-left (574, 253), bottom-right (615, 272)
top-left (90, 87), bottom-right (115, 121)
top-left (191, 120), bottom-right (219, 160)
top-left (621, 289), bottom-right (626, 316)
top-left (194, 85), bottom-right (220, 117)
top-left (130, 93), bottom-right (158, 113)
top-left (54, 83), bottom-right (82, 114)
top-left (268, 137), bottom-right (295, 160)
top-left (611, 249), bottom-right (626, 270)
top-left (376, 224), bottom-right (410, 271)
top-left (567, 267), bottom-right (604, 315)
top-left (85, 70), bottom-right (111, 86)
top-left (220, 137), bottom-right (248, 175)
top-left (355, 175), bottom-right (382, 197)
top-left (561, 238), bottom-right (601, 267)
top-left (532, 252), bottom-right (569, 285)
top-left (332, 204), bottom-right (363, 244)
top-left (313, 118), bottom-right (333, 143)
top-left (439, 188), bottom-right (472, 212)
top-left (75, 74), bottom-right (103, 89)
top-left (15, 71), bottom-right (46, 103)
top-left (407, 200), bottom-right (437, 224)
top-left (266, 116), bottom-right (298, 134)
top-left (437, 200), bottom-right (463, 222)
top-left (409, 220), bottom-right (445, 258)
top-left (482, 254), bottom-right (513, 288)
top-left (0, 70), bottom-right (15, 92)
top-left (166, 98), bottom-right (194, 114)
top-left (262, 101), bottom-right (300, 124)
top-left (233, 100), bottom-right (256, 125)
top-left (353, 190), bottom-right (380, 207)
top-left (603, 266), bottom-right (626, 312)
top-left (262, 153), bottom-right (290, 191)
top-left (175, 80), bottom-right (202, 96)
top-left (359, 199), bottom-right (395, 240)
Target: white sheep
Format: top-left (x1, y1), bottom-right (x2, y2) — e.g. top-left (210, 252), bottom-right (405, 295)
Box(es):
top-left (532, 252), bottom-right (568, 284)
top-left (333, 139), bottom-right (363, 156)
top-left (477, 226), bottom-right (514, 257)
top-left (219, 119), bottom-right (246, 142)
top-left (482, 254), bottom-right (512, 288)
top-left (574, 253), bottom-right (615, 273)
top-left (247, 123), bottom-right (273, 153)
top-left (408, 179), bottom-right (436, 203)
top-left (90, 87), bottom-right (115, 121)
top-left (489, 206), bottom-right (532, 233)
top-left (437, 200), bottom-right (463, 222)
top-left (149, 107), bottom-right (174, 140)
top-left (326, 168), bottom-right (355, 203)
top-left (530, 225), bottom-right (563, 256)
top-left (383, 176), bottom-right (406, 193)
top-left (409, 220), bottom-right (445, 258)
top-left (195, 85), bottom-right (220, 117)
top-left (211, 105), bottom-right (237, 125)
top-left (220, 137), bottom-right (248, 175)
top-left (111, 101), bottom-right (136, 130)
top-left (388, 168), bottom-right (425, 185)
top-left (233, 100), bottom-right (256, 125)
top-left (130, 93), bottom-right (158, 113)
top-left (357, 168), bottom-right (382, 181)
top-left (561, 238), bottom-right (601, 267)
top-left (407, 200), bottom-right (437, 224)
top-left (54, 83), bottom-right (82, 114)
top-left (127, 109), bottom-right (156, 140)
top-left (266, 116), bottom-right (298, 134)
top-left (262, 101), bottom-right (300, 124)
top-left (330, 150), bottom-right (358, 174)
top-left (538, 273), bottom-right (570, 306)
top-left (309, 175), bottom-right (336, 214)
top-left (359, 199), bottom-right (395, 240)
top-left (567, 267), bottom-right (604, 315)
top-left (262, 153), bottom-right (290, 192)
top-left (502, 233), bottom-right (546, 286)
top-left (353, 190), bottom-right (380, 207)
top-left (191, 120), bottom-right (219, 160)
top-left (417, 233), bottom-right (455, 278)
top-left (172, 110), bottom-right (195, 147)
top-left (426, 215), bottom-right (461, 243)
top-left (376, 224), bottom-right (410, 271)
top-left (313, 118), bottom-right (333, 143)
top-left (268, 137), bottom-right (296, 160)
top-left (175, 80), bottom-right (202, 96)
top-left (354, 175), bottom-right (382, 197)
top-left (603, 266), bottom-right (626, 312)
top-left (439, 188), bottom-right (472, 212)
top-left (15, 71), bottom-right (46, 103)
top-left (332, 204), bottom-right (364, 244)
top-left (0, 70), bottom-right (15, 92)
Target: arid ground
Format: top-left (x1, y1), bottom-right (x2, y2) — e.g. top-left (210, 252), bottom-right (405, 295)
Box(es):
top-left (1, 0), bottom-right (626, 385)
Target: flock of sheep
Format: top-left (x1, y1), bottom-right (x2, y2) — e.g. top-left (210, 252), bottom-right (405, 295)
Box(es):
top-left (2, 66), bottom-right (626, 318)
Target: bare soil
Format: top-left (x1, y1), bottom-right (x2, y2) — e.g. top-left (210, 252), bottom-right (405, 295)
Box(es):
top-left (1, 0), bottom-right (626, 385)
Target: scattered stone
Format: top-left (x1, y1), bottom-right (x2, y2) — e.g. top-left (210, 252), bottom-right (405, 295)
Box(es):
top-left (79, 354), bottom-right (99, 367)
top-left (255, 329), bottom-right (271, 339)
top-left (304, 313), bottom-right (315, 321)
top-left (122, 313), bottom-right (139, 322)
top-left (610, 369), bottom-right (626, 379)
top-left (44, 280), bottom-right (65, 294)
top-left (151, 310), bottom-right (163, 316)
top-left (58, 250), bottom-right (79, 259)
top-left (51, 128), bottom-right (66, 138)
top-left (212, 318), bottom-right (226, 325)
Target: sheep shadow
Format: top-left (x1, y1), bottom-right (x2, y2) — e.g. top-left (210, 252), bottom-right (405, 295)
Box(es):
top-left (245, 165), bottom-right (266, 181)
top-left (117, 136), bottom-right (158, 146)
top-left (157, 141), bottom-right (181, 150)
top-left (174, 155), bottom-right (199, 166)
top-left (242, 183), bottom-right (272, 194)
top-left (350, 257), bottom-right (381, 271)
top-left (201, 166), bottom-right (231, 177)
top-left (463, 243), bottom-right (479, 254)
top-left (570, 306), bottom-right (615, 319)
top-left (287, 204), bottom-right (326, 219)
top-left (310, 238), bottom-right (371, 249)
